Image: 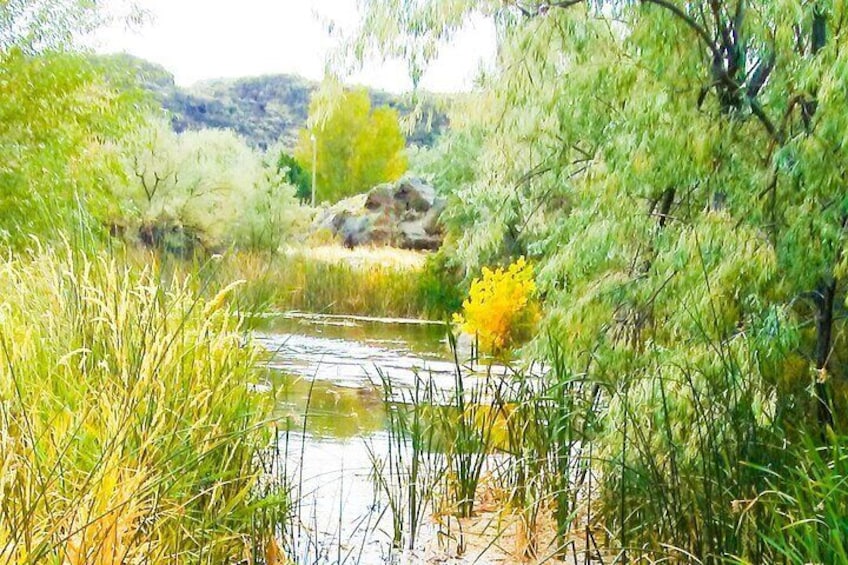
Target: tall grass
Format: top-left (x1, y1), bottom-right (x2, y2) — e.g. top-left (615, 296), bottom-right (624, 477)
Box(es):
top-left (439, 365), bottom-right (500, 520)
top-left (367, 371), bottom-right (445, 551)
top-left (488, 343), bottom-right (595, 560)
top-left (216, 249), bottom-right (462, 320)
top-left (599, 357), bottom-right (848, 565)
top-left (587, 303), bottom-right (801, 563)
top-left (0, 247), bottom-right (279, 563)
top-left (366, 329), bottom-right (848, 564)
top-left (745, 435), bottom-right (848, 563)
top-left (120, 244), bottom-right (462, 321)
top-left (370, 338), bottom-right (590, 560)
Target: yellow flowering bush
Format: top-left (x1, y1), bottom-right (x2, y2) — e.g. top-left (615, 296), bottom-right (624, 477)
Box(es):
top-left (453, 257), bottom-right (540, 353)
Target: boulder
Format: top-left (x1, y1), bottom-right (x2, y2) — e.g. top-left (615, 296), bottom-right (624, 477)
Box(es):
top-left (398, 219), bottom-right (441, 250)
top-left (364, 183), bottom-right (396, 211)
top-left (337, 215), bottom-right (371, 246)
top-left (395, 178), bottom-right (437, 212)
top-left (422, 198), bottom-right (446, 235)
top-left (311, 177), bottom-right (446, 250)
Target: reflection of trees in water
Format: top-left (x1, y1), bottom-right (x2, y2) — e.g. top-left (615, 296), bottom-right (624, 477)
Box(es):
top-left (275, 374), bottom-right (386, 439)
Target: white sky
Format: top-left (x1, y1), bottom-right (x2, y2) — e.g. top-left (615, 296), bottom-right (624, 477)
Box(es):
top-left (91, 1), bottom-right (496, 93)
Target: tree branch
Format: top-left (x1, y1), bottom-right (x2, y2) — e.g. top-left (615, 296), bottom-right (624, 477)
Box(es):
top-left (746, 52), bottom-right (774, 99)
top-left (541, 0), bottom-right (722, 63)
top-left (749, 100), bottom-right (782, 143)
top-left (641, 0), bottom-right (721, 60)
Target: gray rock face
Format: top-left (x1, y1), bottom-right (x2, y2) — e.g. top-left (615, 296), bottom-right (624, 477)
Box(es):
top-left (312, 178), bottom-right (445, 250)
top-left (395, 178), bottom-right (437, 212)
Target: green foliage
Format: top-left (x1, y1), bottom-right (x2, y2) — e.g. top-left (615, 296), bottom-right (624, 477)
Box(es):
top-left (0, 1), bottom-right (148, 248)
top-left (407, 119), bottom-right (483, 194)
top-left (277, 151), bottom-right (312, 202)
top-left (358, 0), bottom-right (848, 561)
top-left (117, 119), bottom-right (302, 253)
top-left (294, 82), bottom-right (408, 203)
top-left (747, 436), bottom-right (848, 563)
top-left (0, 51), bottom-right (142, 247)
top-left (415, 250), bottom-right (465, 319)
top-left (1, 0), bottom-right (104, 53)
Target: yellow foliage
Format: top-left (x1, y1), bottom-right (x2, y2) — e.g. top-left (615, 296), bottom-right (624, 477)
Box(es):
top-left (64, 465), bottom-right (150, 565)
top-left (453, 257), bottom-right (540, 353)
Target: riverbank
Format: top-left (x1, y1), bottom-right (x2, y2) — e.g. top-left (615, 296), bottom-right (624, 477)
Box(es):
top-left (284, 244), bottom-right (428, 270)
top-left (212, 246), bottom-right (463, 320)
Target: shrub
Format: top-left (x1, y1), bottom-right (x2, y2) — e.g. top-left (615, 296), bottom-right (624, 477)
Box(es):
top-left (453, 257), bottom-right (540, 354)
top-left (277, 151), bottom-right (312, 203)
top-left (0, 51), bottom-right (141, 247)
top-left (118, 120), bottom-right (301, 253)
top-left (415, 250), bottom-right (465, 319)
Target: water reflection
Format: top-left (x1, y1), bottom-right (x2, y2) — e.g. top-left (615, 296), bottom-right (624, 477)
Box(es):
top-left (256, 312), bottom-right (448, 358)
top-left (253, 314), bottom-right (457, 564)
top-left (252, 313), bottom-right (516, 564)
top-left (272, 376), bottom-right (386, 438)
top-left (254, 314), bottom-right (476, 400)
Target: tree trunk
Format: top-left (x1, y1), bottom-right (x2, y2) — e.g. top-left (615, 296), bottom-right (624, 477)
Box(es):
top-left (814, 278), bottom-right (837, 430)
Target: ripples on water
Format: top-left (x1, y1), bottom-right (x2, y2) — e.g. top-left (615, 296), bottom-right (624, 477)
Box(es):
top-left (254, 313), bottom-right (503, 564)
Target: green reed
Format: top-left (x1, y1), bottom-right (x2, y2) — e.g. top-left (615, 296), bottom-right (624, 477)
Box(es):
top-left (0, 247), bottom-right (281, 564)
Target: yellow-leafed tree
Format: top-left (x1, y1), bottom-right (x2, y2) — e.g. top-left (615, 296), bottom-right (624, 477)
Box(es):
top-left (295, 81), bottom-right (407, 203)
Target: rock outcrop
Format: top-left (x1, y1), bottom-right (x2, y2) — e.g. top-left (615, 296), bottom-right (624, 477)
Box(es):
top-left (313, 178), bottom-right (446, 250)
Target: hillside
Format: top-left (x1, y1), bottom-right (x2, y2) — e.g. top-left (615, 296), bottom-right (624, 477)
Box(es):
top-left (97, 53), bottom-right (449, 150)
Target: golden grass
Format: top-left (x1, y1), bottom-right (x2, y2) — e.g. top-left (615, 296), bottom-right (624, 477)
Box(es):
top-left (0, 247), bottom-right (277, 563)
top-left (284, 244), bottom-right (428, 270)
top-left (215, 249), bottom-right (441, 319)
top-left (119, 241), bottom-right (461, 320)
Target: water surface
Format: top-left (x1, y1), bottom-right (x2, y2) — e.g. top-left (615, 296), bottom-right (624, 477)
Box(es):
top-left (254, 313), bottom-right (465, 563)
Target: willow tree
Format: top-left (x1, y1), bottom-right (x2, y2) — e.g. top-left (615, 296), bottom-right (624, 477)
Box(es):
top-left (0, 0), bottom-right (144, 52)
top-left (0, 1), bottom-right (144, 246)
top-left (119, 120), bottom-right (300, 252)
top-left (355, 0), bottom-right (848, 560)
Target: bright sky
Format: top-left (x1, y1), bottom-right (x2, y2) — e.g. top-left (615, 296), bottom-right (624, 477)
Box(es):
top-left (91, 1), bottom-right (496, 93)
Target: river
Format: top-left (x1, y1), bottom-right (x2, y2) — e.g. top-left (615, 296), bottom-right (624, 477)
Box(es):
top-left (253, 313), bottom-right (503, 564)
